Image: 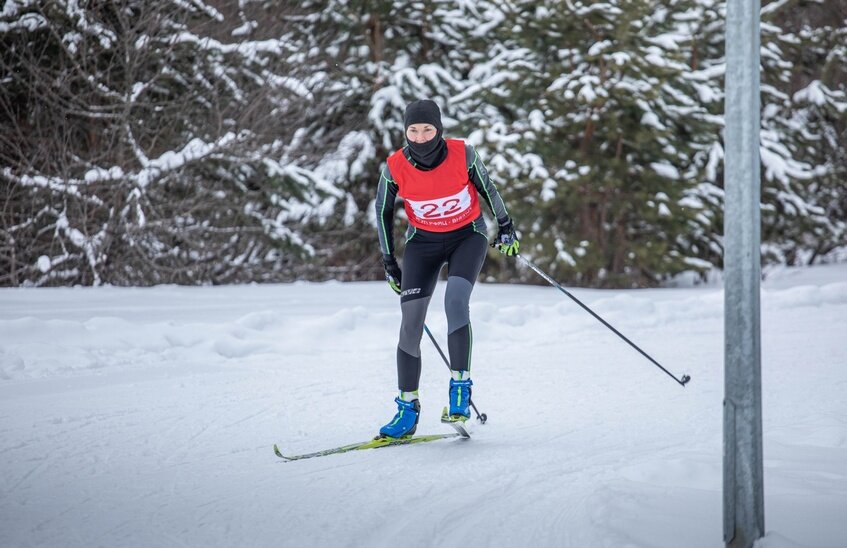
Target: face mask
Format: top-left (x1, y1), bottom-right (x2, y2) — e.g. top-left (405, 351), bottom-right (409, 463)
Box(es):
top-left (407, 130), bottom-right (447, 169)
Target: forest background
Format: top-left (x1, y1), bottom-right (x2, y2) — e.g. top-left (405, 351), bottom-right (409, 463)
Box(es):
top-left (1, 0), bottom-right (845, 288)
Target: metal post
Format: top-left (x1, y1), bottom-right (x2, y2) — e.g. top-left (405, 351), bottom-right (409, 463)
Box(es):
top-left (723, 1), bottom-right (764, 547)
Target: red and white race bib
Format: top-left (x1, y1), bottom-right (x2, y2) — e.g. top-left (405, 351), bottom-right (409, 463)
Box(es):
top-left (387, 139), bottom-right (482, 232)
top-left (406, 186), bottom-right (473, 223)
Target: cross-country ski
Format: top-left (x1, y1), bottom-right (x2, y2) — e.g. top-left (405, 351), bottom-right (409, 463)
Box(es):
top-left (273, 432), bottom-right (464, 462)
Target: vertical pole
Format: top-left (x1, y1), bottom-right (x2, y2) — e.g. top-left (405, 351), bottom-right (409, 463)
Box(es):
top-left (723, 1), bottom-right (764, 547)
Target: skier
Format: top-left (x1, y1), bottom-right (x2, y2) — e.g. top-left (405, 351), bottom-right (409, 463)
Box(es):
top-left (374, 99), bottom-right (519, 439)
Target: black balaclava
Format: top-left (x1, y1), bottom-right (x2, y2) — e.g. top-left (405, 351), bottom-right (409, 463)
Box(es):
top-left (404, 99), bottom-right (448, 169)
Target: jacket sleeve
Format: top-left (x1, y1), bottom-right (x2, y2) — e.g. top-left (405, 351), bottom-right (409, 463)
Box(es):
top-left (466, 143), bottom-right (510, 226)
top-left (375, 163), bottom-right (400, 258)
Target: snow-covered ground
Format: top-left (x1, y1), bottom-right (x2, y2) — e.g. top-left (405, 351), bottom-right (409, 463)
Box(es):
top-left (1, 263), bottom-right (846, 547)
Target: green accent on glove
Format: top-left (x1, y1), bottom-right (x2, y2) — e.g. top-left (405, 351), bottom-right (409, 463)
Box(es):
top-left (498, 239), bottom-right (520, 256)
top-left (495, 220), bottom-right (520, 256)
top-left (387, 275), bottom-right (401, 294)
top-left (383, 255), bottom-right (402, 295)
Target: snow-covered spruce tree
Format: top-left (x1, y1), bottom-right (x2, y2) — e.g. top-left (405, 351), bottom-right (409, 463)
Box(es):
top-left (669, 0), bottom-right (847, 271)
top-left (277, 0), bottom-right (500, 280)
top-left (465, 0), bottom-right (723, 287)
top-left (668, 0), bottom-right (726, 274)
top-left (0, 1), bottom-right (337, 286)
top-left (756, 1), bottom-right (847, 265)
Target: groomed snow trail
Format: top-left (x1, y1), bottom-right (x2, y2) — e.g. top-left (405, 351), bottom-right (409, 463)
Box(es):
top-left (1, 264), bottom-right (846, 547)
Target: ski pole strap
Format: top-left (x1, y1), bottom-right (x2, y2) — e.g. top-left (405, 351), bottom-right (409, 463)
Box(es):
top-left (515, 254), bottom-right (691, 388)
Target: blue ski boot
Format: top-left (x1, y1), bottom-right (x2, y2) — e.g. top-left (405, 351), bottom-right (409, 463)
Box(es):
top-left (448, 378), bottom-right (473, 420)
top-left (379, 397), bottom-right (420, 439)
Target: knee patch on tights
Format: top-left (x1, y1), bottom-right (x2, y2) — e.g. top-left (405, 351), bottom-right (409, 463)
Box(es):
top-left (445, 276), bottom-right (473, 334)
top-left (398, 296), bottom-right (430, 357)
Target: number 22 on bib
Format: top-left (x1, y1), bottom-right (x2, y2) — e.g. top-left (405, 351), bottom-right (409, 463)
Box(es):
top-left (406, 187), bottom-right (475, 228)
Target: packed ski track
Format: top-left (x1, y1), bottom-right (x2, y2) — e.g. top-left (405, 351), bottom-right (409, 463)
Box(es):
top-left (1, 263), bottom-right (846, 547)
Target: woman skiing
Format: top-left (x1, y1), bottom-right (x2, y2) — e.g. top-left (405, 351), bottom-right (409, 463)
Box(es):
top-left (374, 99), bottom-right (519, 439)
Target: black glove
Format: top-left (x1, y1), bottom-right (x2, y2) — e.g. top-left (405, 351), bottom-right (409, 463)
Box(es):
top-left (495, 219), bottom-right (520, 256)
top-left (382, 255), bottom-right (402, 295)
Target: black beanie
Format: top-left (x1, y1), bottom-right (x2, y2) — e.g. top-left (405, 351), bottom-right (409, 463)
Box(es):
top-left (404, 99), bottom-right (443, 131)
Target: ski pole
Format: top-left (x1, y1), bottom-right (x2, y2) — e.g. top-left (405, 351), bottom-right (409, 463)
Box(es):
top-left (423, 323), bottom-right (488, 423)
top-left (514, 254), bottom-right (691, 387)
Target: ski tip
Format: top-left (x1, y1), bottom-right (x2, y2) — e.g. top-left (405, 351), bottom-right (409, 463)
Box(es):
top-left (273, 444), bottom-right (292, 461)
